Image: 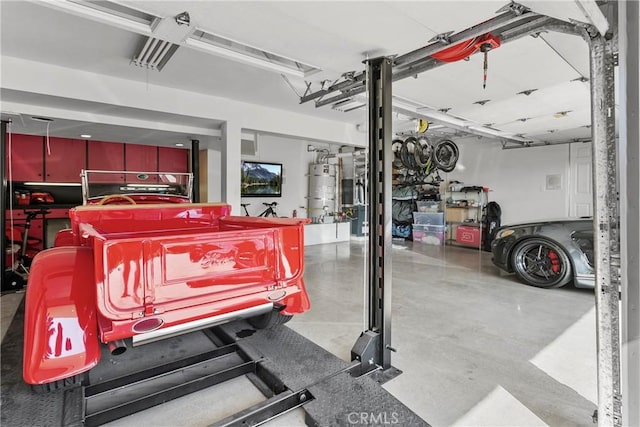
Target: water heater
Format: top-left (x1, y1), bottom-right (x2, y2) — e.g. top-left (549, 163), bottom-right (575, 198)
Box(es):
top-left (307, 163), bottom-right (336, 220)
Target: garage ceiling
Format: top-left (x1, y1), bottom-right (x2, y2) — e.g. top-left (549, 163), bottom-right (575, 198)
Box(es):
top-left (0, 0), bottom-right (609, 147)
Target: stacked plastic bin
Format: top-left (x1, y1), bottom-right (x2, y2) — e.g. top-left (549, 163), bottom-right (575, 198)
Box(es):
top-left (412, 203), bottom-right (446, 245)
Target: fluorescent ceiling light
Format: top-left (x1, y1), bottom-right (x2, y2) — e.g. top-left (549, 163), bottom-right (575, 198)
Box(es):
top-left (45, 1), bottom-right (318, 78)
top-left (185, 31), bottom-right (320, 78)
top-left (175, 143), bottom-right (184, 147)
top-left (81, 134), bottom-right (92, 138)
top-left (132, 36), bottom-right (179, 71)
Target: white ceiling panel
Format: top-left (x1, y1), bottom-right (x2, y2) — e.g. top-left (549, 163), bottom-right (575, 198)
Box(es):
top-left (528, 127), bottom-right (592, 143)
top-left (1, 0), bottom-right (614, 147)
top-left (385, 1), bottom-right (508, 35)
top-left (455, 81), bottom-right (591, 126)
top-left (496, 107), bottom-right (590, 135)
top-left (539, 32), bottom-right (591, 77)
top-left (122, 1), bottom-right (436, 76)
top-left (1, 1), bottom-right (140, 75)
top-left (394, 36), bottom-right (582, 114)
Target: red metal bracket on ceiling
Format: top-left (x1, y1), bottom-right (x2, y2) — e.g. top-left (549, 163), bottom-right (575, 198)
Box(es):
top-left (430, 33), bottom-right (501, 62)
top-left (430, 33), bottom-right (501, 89)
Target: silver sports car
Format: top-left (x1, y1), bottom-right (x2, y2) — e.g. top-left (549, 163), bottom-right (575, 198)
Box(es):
top-left (491, 218), bottom-right (595, 289)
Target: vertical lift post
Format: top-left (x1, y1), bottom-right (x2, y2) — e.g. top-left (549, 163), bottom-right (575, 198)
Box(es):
top-left (350, 57), bottom-right (401, 382)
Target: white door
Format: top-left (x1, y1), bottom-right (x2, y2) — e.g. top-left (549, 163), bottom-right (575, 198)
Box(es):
top-left (569, 142), bottom-right (593, 217)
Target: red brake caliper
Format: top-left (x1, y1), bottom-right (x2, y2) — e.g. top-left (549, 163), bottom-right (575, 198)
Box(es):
top-left (548, 250), bottom-right (561, 274)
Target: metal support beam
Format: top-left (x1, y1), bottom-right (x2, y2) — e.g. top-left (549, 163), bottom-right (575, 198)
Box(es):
top-left (191, 139), bottom-right (200, 203)
top-left (618, 1), bottom-right (640, 425)
top-left (368, 56), bottom-right (394, 371)
top-left (299, 73), bottom-right (366, 104)
top-left (393, 9), bottom-right (536, 67)
top-left (1, 120), bottom-right (8, 277)
top-left (589, 32), bottom-right (621, 427)
top-left (313, 16), bottom-right (563, 109)
top-left (351, 57), bottom-right (396, 377)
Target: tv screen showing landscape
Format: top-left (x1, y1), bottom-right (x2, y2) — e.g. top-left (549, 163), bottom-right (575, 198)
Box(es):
top-left (241, 161), bottom-right (282, 197)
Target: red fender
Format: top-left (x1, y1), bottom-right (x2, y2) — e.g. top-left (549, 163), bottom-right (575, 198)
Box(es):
top-left (53, 229), bottom-right (75, 247)
top-left (23, 247), bottom-right (100, 385)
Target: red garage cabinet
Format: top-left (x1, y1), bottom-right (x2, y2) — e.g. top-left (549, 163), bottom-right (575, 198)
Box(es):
top-left (88, 140), bottom-right (125, 182)
top-left (45, 137), bottom-right (86, 183)
top-left (5, 134), bottom-right (43, 181)
top-left (158, 146), bottom-right (188, 173)
top-left (125, 144), bottom-right (158, 182)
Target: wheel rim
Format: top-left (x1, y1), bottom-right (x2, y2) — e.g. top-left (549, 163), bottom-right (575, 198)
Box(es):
top-left (432, 139), bottom-right (459, 172)
top-left (514, 241), bottom-right (567, 286)
top-left (413, 136), bottom-right (432, 168)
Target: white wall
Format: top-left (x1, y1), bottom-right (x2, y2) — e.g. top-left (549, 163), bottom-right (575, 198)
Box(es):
top-left (2, 56), bottom-right (368, 213)
top-left (239, 134), bottom-right (312, 217)
top-left (2, 57), bottom-right (366, 148)
top-left (444, 137), bottom-right (574, 225)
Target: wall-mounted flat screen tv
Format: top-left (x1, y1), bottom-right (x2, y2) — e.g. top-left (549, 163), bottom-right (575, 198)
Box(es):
top-left (241, 161), bottom-right (282, 197)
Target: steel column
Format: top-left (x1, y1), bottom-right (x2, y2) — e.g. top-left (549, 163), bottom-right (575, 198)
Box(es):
top-left (589, 33), bottom-right (621, 427)
top-left (366, 57), bottom-right (393, 370)
top-left (191, 139), bottom-right (200, 202)
top-left (1, 121), bottom-right (7, 276)
top-left (619, 1), bottom-right (640, 425)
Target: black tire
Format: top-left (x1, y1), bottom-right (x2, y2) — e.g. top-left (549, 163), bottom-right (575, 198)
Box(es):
top-left (392, 139), bottom-right (404, 169)
top-left (432, 139), bottom-right (459, 172)
top-left (400, 137), bottom-right (418, 170)
top-left (511, 238), bottom-right (572, 288)
top-left (31, 372), bottom-right (89, 394)
top-left (413, 136), bottom-right (432, 168)
top-left (248, 310), bottom-right (292, 329)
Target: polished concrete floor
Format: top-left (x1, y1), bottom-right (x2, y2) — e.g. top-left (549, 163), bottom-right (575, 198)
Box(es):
top-left (1, 240), bottom-right (597, 426)
top-left (289, 241), bottom-right (596, 426)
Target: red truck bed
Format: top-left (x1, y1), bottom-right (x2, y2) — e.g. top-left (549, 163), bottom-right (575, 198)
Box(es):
top-left (24, 202), bottom-right (310, 386)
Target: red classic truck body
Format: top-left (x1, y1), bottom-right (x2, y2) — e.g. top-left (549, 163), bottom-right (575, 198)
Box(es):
top-left (23, 202), bottom-right (310, 387)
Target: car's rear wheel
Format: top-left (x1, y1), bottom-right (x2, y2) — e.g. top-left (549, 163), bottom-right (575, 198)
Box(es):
top-left (511, 238), bottom-right (572, 288)
top-left (248, 310), bottom-right (292, 329)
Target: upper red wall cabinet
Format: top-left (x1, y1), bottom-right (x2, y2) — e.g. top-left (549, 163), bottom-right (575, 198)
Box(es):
top-left (5, 134), bottom-right (43, 181)
top-left (45, 137), bottom-right (87, 183)
top-left (158, 147), bottom-right (189, 173)
top-left (88, 140), bottom-right (125, 182)
top-left (125, 144), bottom-right (158, 182)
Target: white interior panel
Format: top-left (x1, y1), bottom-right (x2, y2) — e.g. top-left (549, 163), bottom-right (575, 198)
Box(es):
top-left (394, 37), bottom-right (581, 114)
